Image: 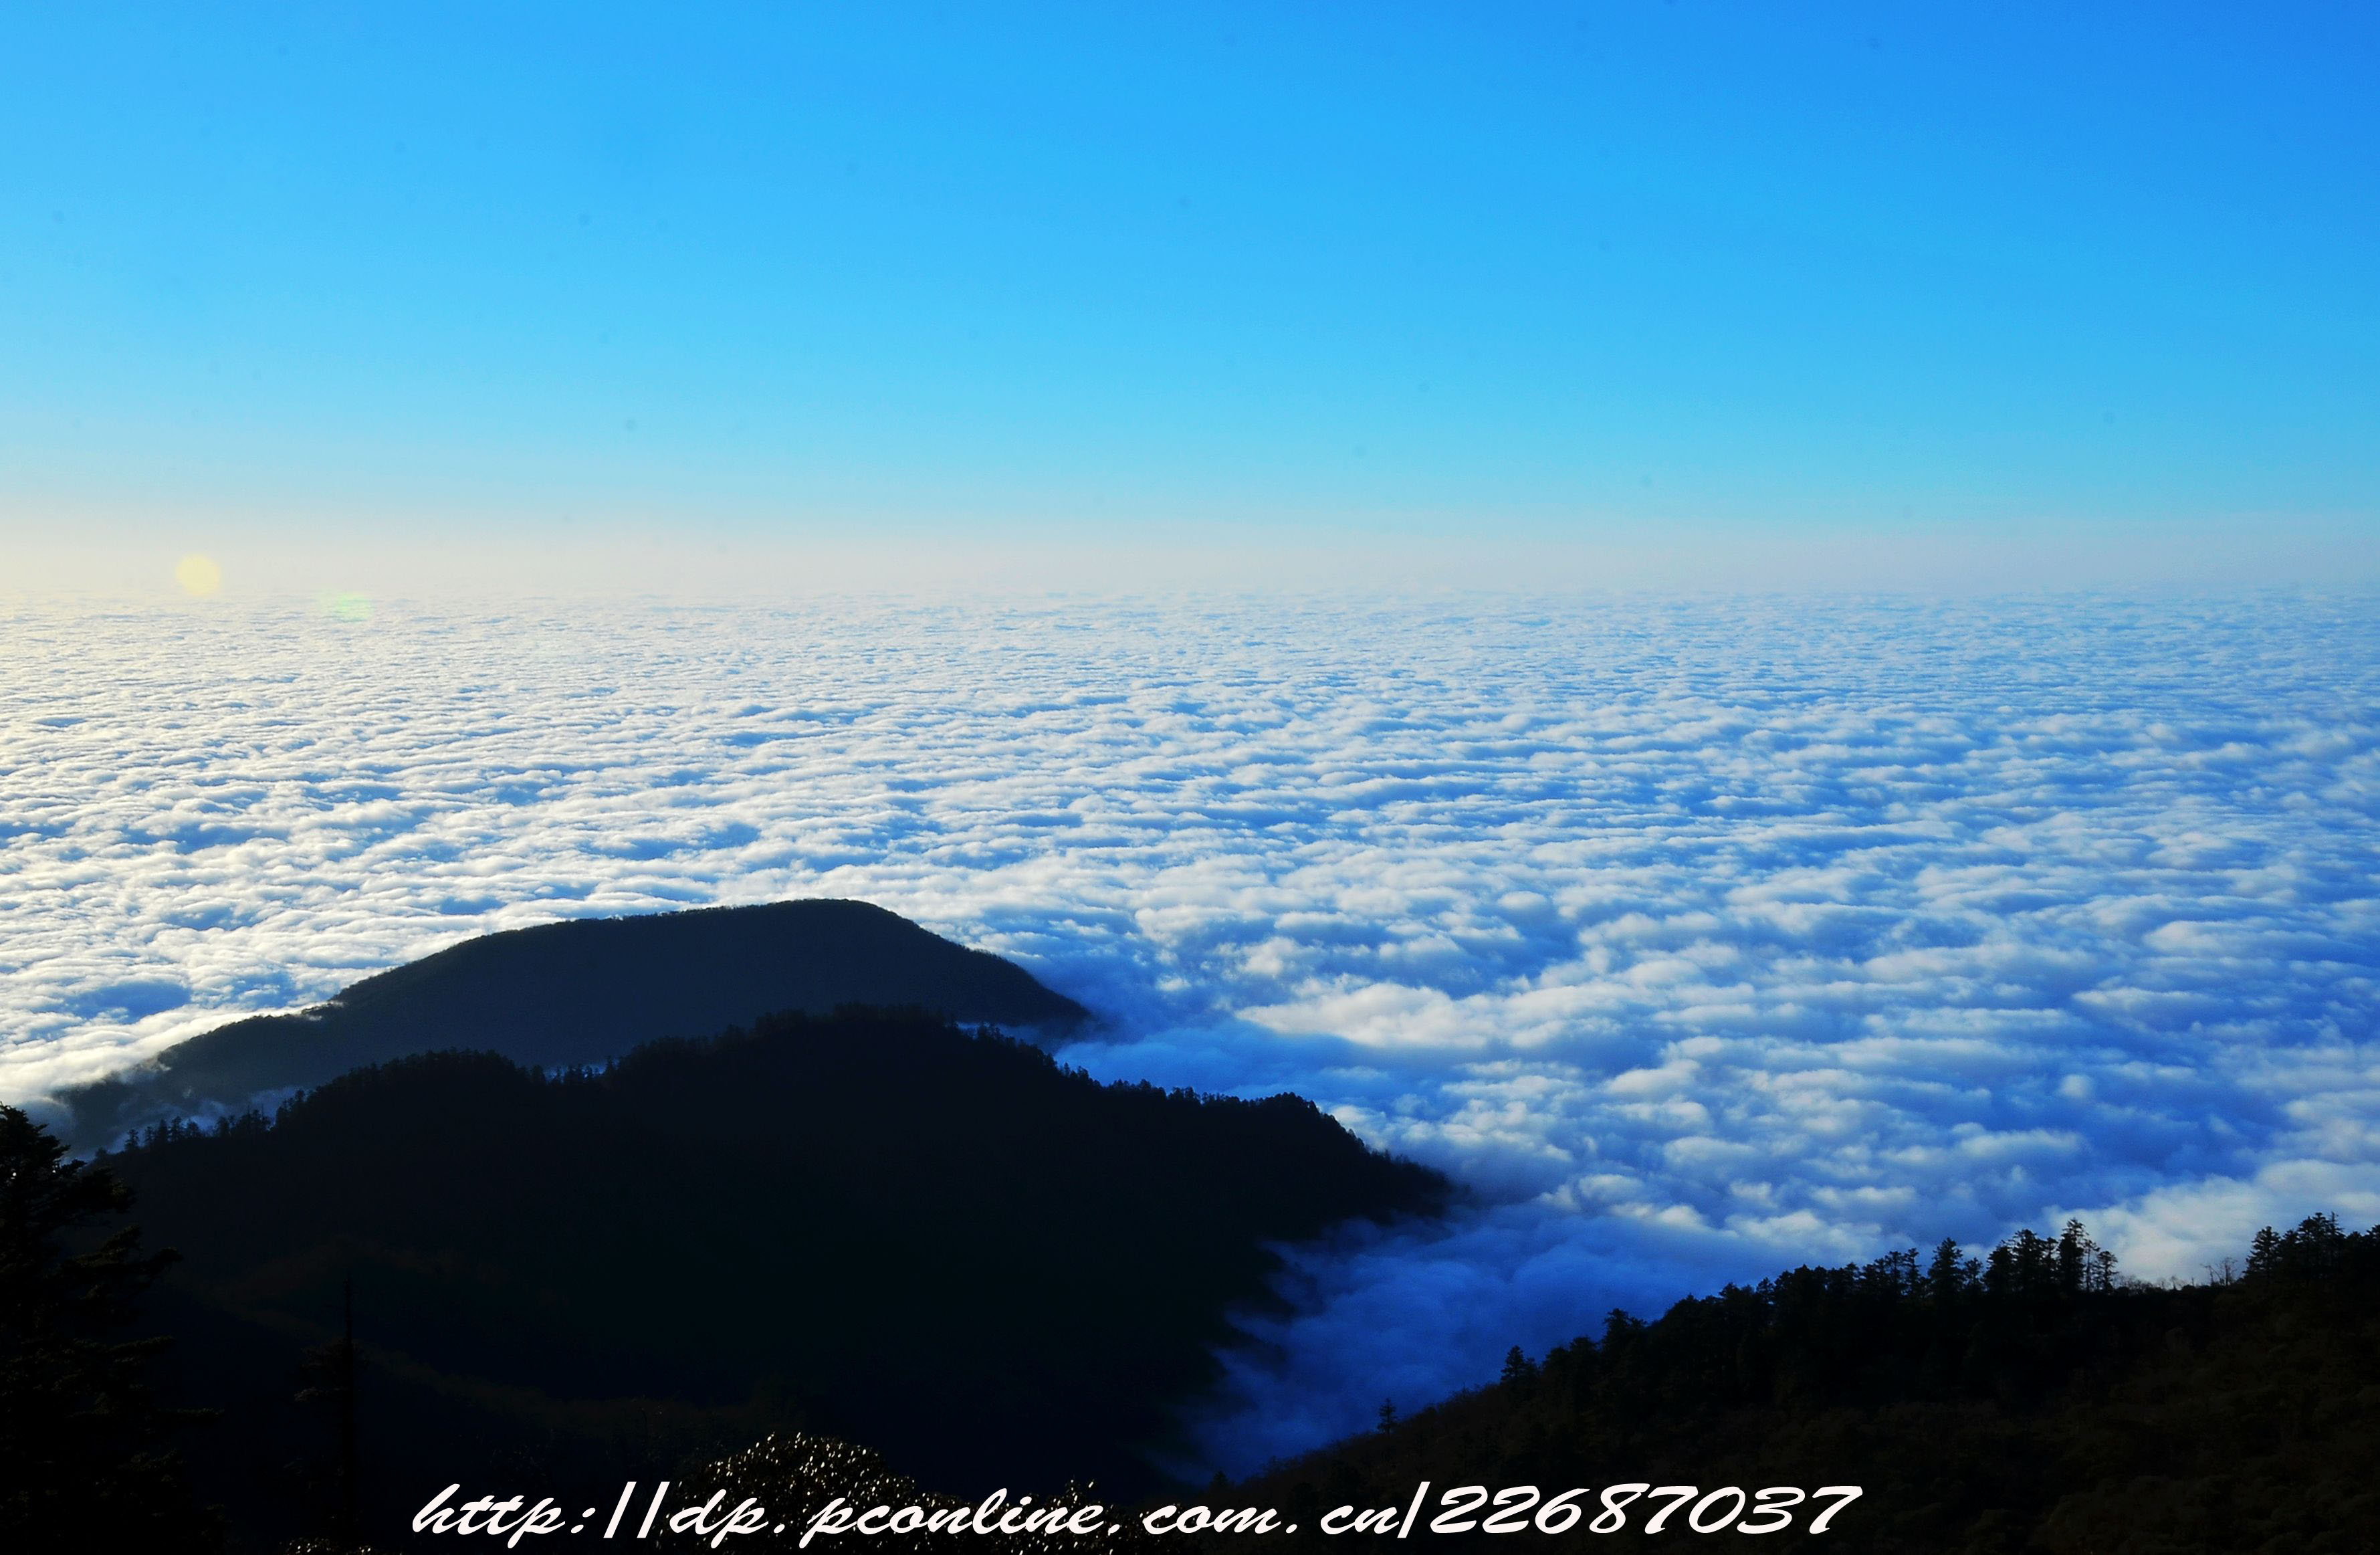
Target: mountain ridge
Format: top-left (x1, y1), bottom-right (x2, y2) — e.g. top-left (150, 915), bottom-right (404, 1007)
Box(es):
top-left (63, 898), bottom-right (1088, 1146)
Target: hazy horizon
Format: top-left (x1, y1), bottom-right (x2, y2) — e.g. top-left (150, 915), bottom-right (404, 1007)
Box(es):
top-left (6, 5), bottom-right (2375, 583)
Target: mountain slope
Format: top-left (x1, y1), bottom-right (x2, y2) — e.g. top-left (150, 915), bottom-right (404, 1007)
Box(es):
top-left (1230, 1216), bottom-right (2379, 1553)
top-left (64, 898), bottom-right (1088, 1145)
top-left (108, 1008), bottom-right (1451, 1544)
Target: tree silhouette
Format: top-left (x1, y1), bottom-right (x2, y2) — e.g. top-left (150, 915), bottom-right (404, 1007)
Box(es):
top-left (292, 1278), bottom-right (360, 1544)
top-left (0, 1105), bottom-right (220, 1552)
top-left (1236, 1215), bottom-right (2380, 1552)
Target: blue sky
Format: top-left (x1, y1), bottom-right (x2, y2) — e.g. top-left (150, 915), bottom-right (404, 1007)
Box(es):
top-left (3, 3), bottom-right (2375, 589)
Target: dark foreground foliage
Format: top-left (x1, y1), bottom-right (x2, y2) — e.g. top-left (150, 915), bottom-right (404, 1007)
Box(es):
top-left (102, 1007), bottom-right (1447, 1548)
top-left (1232, 1215), bottom-right (2380, 1553)
top-left (0, 1104), bottom-right (223, 1552)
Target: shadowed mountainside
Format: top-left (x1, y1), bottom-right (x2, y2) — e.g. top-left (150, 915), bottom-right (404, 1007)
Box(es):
top-left (105, 1007), bottom-right (1451, 1548)
top-left (1226, 1215), bottom-right (2379, 1553)
top-left (63, 899), bottom-right (1088, 1146)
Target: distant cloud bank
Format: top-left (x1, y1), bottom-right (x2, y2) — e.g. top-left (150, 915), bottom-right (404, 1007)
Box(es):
top-left (3, 591), bottom-right (2374, 1471)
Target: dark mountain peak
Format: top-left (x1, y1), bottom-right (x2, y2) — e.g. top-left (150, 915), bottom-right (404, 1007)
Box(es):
top-left (62, 898), bottom-right (1088, 1147)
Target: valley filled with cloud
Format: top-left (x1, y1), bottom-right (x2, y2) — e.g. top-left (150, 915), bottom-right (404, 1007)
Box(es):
top-left (4, 590), bottom-right (2375, 1469)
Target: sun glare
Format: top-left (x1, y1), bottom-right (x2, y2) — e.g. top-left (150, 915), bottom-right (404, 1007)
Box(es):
top-left (174, 553), bottom-right (223, 597)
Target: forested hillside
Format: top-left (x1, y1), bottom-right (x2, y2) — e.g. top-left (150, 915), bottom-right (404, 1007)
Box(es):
top-left (17, 1070), bottom-right (2372, 1555)
top-left (1232, 1216), bottom-right (2379, 1553)
top-left (100, 1008), bottom-right (1447, 1546)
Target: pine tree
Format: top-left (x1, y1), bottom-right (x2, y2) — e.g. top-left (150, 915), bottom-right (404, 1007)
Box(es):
top-left (0, 1106), bottom-right (221, 1551)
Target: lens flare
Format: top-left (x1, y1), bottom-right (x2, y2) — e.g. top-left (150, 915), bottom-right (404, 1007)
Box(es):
top-left (173, 554), bottom-right (223, 596)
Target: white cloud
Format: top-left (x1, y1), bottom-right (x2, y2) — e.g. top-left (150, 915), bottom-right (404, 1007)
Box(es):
top-left (2, 589), bottom-right (2375, 1470)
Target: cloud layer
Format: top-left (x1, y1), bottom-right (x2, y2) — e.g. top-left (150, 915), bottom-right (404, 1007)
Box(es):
top-left (4, 590), bottom-right (2376, 1469)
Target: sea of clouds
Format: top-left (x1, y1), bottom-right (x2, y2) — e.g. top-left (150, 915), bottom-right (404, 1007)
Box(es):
top-left (3, 590), bottom-right (2376, 1471)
